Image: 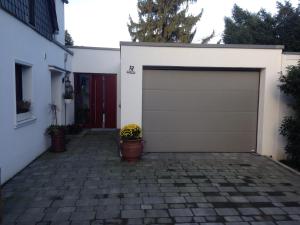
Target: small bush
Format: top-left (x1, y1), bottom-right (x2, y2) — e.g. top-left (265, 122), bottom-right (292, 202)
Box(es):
top-left (120, 124), bottom-right (142, 140)
top-left (279, 62), bottom-right (300, 167)
top-left (17, 100), bottom-right (31, 113)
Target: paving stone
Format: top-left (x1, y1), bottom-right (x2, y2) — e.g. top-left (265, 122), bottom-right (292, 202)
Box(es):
top-left (238, 208), bottom-right (262, 215)
top-left (143, 197), bottom-right (164, 204)
top-left (186, 197), bottom-right (207, 203)
top-left (205, 196), bottom-right (228, 202)
top-left (193, 216), bottom-right (206, 222)
top-left (43, 212), bottom-right (71, 221)
top-left (169, 208), bottom-right (193, 217)
top-left (260, 207), bottom-right (286, 215)
top-left (153, 204), bottom-right (169, 209)
top-left (157, 217), bottom-right (173, 223)
top-left (276, 222), bottom-right (300, 225)
top-left (121, 197), bottom-right (142, 205)
top-left (197, 223), bottom-right (224, 225)
top-left (175, 216), bottom-right (193, 222)
top-left (76, 199), bottom-right (98, 206)
top-left (165, 196), bottom-right (186, 203)
top-left (215, 208), bottom-right (238, 216)
top-left (224, 216), bottom-right (243, 222)
top-left (146, 209), bottom-right (169, 218)
top-left (249, 222), bottom-right (276, 225)
top-left (57, 207), bottom-right (76, 213)
top-left (225, 222), bottom-right (250, 225)
top-left (192, 208), bottom-right (216, 216)
top-left (52, 200), bottom-right (76, 207)
top-left (96, 208), bottom-right (120, 219)
top-left (281, 207), bottom-right (300, 214)
top-left (17, 212), bottom-right (44, 222)
top-left (127, 218), bottom-right (144, 224)
top-left (289, 214), bottom-right (300, 220)
top-left (49, 221), bottom-right (70, 225)
top-left (121, 210), bottom-right (145, 218)
top-left (70, 211), bottom-right (95, 221)
top-left (170, 203), bottom-right (187, 209)
top-left (70, 221), bottom-right (91, 225)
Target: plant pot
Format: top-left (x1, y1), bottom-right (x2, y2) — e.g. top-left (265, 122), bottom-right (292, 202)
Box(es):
top-left (50, 130), bottom-right (66, 152)
top-left (64, 99), bottom-right (72, 104)
top-left (121, 139), bottom-right (143, 162)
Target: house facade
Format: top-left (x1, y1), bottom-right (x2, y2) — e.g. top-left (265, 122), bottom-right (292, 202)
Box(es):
top-left (0, 0), bottom-right (73, 184)
top-left (1, 1), bottom-right (300, 185)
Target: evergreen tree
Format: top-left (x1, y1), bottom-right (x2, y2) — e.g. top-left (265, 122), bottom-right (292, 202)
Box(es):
top-left (223, 5), bottom-right (276, 45)
top-left (223, 1), bottom-right (300, 52)
top-left (128, 0), bottom-right (212, 43)
top-left (65, 30), bottom-right (74, 46)
top-left (275, 1), bottom-right (300, 51)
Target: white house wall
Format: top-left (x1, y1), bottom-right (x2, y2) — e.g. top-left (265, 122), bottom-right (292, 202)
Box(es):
top-left (0, 9), bottom-right (72, 184)
top-left (120, 43), bottom-right (286, 160)
top-left (69, 47), bottom-right (121, 128)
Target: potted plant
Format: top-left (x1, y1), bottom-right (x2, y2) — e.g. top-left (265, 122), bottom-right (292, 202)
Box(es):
top-left (17, 100), bottom-right (31, 113)
top-left (16, 100), bottom-right (32, 122)
top-left (120, 124), bottom-right (143, 162)
top-left (46, 125), bottom-right (66, 152)
top-left (46, 104), bottom-right (65, 152)
top-left (63, 92), bottom-right (73, 104)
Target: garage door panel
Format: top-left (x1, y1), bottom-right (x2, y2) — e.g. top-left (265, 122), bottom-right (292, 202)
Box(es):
top-left (143, 90), bottom-right (258, 112)
top-left (143, 70), bottom-right (259, 91)
top-left (143, 111), bottom-right (257, 132)
top-left (142, 69), bottom-right (259, 153)
top-left (143, 131), bottom-right (256, 152)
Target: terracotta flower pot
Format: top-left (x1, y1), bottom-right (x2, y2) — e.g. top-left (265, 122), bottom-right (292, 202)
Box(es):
top-left (50, 130), bottom-right (65, 152)
top-left (121, 139), bottom-right (143, 162)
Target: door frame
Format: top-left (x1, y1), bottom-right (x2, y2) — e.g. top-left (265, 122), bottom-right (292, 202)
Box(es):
top-left (74, 73), bottom-right (117, 129)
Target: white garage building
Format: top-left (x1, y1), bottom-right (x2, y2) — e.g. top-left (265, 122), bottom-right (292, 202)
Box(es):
top-left (119, 42), bottom-right (300, 160)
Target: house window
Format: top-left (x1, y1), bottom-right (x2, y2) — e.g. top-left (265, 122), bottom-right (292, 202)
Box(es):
top-left (15, 64), bottom-right (23, 104)
top-left (29, 0), bottom-right (35, 26)
top-left (15, 63), bottom-right (32, 116)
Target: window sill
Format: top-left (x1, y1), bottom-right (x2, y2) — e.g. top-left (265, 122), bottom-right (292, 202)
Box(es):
top-left (15, 113), bottom-right (36, 129)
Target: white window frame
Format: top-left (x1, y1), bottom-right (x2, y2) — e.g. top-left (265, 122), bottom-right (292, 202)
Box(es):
top-left (14, 60), bottom-right (36, 128)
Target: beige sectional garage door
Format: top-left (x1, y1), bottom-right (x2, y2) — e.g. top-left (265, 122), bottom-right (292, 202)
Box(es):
top-left (142, 69), bottom-right (259, 152)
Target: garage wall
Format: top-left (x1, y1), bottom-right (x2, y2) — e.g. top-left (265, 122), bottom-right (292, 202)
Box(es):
top-left (69, 47), bottom-right (121, 128)
top-left (120, 43), bottom-right (284, 159)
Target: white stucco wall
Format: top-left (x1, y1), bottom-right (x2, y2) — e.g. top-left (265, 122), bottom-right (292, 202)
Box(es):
top-left (0, 9), bottom-right (72, 184)
top-left (69, 47), bottom-right (121, 128)
top-left (120, 43), bottom-right (286, 160)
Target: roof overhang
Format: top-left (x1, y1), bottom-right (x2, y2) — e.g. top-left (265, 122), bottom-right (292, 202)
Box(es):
top-left (120, 42), bottom-right (284, 50)
top-left (49, 65), bottom-right (71, 74)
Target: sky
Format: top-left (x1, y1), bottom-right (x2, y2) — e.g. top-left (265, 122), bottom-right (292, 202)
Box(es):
top-left (65, 0), bottom-right (299, 48)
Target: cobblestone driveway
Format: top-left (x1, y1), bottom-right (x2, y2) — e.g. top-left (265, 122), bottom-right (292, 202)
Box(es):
top-left (2, 131), bottom-right (300, 225)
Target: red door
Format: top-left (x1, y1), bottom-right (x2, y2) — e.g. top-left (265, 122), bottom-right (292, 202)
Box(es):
top-left (75, 74), bottom-right (117, 128)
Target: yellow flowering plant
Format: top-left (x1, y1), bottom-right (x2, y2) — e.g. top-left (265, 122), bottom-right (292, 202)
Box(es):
top-left (120, 124), bottom-right (142, 140)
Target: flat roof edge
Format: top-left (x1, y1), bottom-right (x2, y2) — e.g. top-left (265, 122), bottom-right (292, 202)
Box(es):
top-left (68, 46), bottom-right (120, 51)
top-left (120, 41), bottom-right (284, 50)
top-left (283, 52), bottom-right (300, 55)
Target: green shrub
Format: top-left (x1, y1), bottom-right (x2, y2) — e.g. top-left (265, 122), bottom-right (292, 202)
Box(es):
top-left (279, 62), bottom-right (300, 166)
